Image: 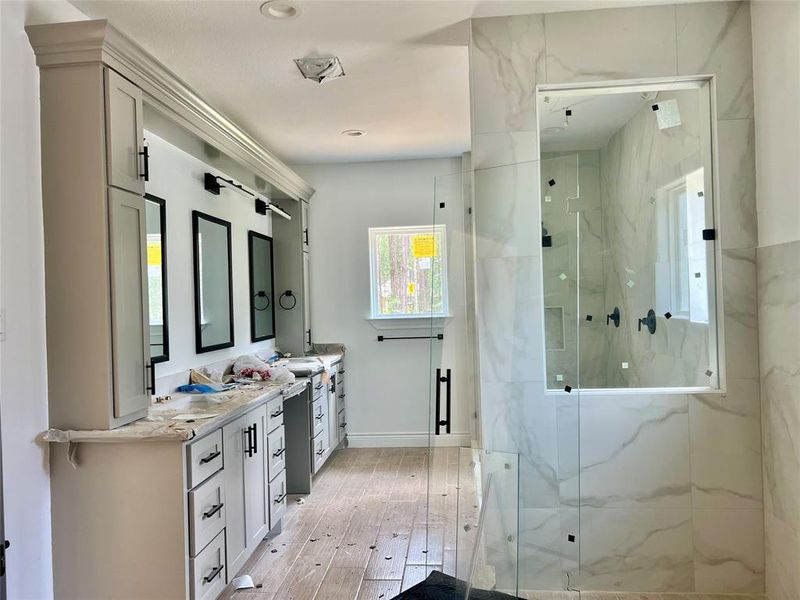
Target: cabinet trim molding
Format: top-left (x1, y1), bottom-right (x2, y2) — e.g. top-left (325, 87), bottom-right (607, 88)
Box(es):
top-left (26, 19), bottom-right (315, 202)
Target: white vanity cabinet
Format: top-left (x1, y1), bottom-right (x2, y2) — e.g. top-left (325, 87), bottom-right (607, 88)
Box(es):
top-left (223, 404), bottom-right (269, 577)
top-left (46, 391), bottom-right (294, 600)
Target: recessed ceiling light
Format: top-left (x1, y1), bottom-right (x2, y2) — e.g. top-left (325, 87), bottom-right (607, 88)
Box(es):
top-left (341, 129), bottom-right (365, 137)
top-left (260, 0), bottom-right (300, 20)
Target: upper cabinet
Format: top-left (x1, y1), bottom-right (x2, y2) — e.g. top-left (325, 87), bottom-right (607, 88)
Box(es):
top-left (26, 20), bottom-right (315, 430)
top-left (105, 68), bottom-right (146, 195)
top-left (108, 187), bottom-right (151, 420)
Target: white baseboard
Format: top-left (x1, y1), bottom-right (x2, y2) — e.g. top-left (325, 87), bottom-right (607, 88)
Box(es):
top-left (346, 431), bottom-right (471, 448)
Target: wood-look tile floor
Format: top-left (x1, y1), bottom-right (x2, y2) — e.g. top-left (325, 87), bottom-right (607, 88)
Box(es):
top-left (221, 447), bottom-right (766, 600)
top-left (221, 447), bottom-right (462, 600)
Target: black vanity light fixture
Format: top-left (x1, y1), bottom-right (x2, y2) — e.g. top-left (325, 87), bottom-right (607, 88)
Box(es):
top-left (204, 172), bottom-right (292, 221)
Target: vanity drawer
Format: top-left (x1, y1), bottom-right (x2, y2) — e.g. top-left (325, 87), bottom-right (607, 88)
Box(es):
top-left (312, 397), bottom-right (326, 438)
top-left (266, 396), bottom-right (284, 433)
top-left (188, 470), bottom-right (226, 557)
top-left (312, 427), bottom-right (330, 473)
top-left (267, 425), bottom-right (286, 480)
top-left (189, 529), bottom-right (226, 600)
top-left (311, 375), bottom-right (324, 400)
top-left (187, 429), bottom-right (223, 489)
top-left (268, 469), bottom-right (287, 528)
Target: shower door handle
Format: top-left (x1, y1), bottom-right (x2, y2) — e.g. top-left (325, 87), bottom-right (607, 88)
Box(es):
top-left (434, 368), bottom-right (451, 435)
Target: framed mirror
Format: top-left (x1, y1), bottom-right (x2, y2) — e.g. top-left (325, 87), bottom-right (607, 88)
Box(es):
top-left (192, 211), bottom-right (234, 353)
top-left (248, 231), bottom-right (276, 342)
top-left (145, 194), bottom-right (169, 362)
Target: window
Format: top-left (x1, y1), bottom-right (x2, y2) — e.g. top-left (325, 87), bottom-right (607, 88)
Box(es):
top-left (368, 225), bottom-right (448, 318)
top-left (655, 169), bottom-right (709, 323)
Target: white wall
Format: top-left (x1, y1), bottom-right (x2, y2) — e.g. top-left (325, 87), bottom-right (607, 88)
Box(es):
top-left (144, 131), bottom-right (277, 383)
top-left (294, 158), bottom-right (471, 446)
top-left (0, 2), bottom-right (87, 598)
top-left (752, 0), bottom-right (800, 248)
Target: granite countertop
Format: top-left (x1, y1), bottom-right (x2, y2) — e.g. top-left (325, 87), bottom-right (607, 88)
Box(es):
top-left (41, 379), bottom-right (307, 444)
top-left (41, 352), bottom-right (344, 444)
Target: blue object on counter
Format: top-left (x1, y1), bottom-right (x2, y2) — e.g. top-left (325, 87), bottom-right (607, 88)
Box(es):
top-left (176, 383), bottom-right (235, 394)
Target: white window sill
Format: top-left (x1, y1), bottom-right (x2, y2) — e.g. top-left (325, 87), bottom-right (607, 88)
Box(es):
top-left (366, 315), bottom-right (452, 331)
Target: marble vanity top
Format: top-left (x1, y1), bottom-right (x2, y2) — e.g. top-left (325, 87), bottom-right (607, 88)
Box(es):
top-left (41, 379), bottom-right (307, 444)
top-left (41, 352), bottom-right (344, 444)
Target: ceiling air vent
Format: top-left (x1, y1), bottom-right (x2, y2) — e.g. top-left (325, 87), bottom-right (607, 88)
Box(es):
top-left (293, 56), bottom-right (345, 84)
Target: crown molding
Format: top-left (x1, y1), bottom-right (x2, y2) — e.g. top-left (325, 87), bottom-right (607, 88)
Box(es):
top-left (26, 19), bottom-right (314, 202)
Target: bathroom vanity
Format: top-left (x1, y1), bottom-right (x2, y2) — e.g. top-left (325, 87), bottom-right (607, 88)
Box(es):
top-left (43, 362), bottom-right (331, 600)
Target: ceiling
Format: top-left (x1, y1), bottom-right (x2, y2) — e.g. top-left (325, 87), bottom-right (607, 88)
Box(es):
top-left (70, 0), bottom-right (697, 164)
top-left (539, 91), bottom-right (651, 152)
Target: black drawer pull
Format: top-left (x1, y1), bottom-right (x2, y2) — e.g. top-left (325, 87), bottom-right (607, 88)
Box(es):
top-left (199, 450), bottom-right (221, 464)
top-left (203, 564), bottom-right (224, 584)
top-left (270, 409), bottom-right (284, 418)
top-left (315, 413), bottom-right (324, 420)
top-left (314, 383), bottom-right (323, 390)
top-left (274, 493), bottom-right (287, 504)
top-left (338, 394), bottom-right (345, 399)
top-left (339, 422), bottom-right (347, 428)
top-left (272, 448), bottom-right (285, 458)
top-left (203, 503), bottom-right (224, 519)
top-left (316, 448), bottom-right (325, 456)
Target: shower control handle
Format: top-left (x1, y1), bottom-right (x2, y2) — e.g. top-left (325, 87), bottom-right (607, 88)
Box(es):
top-left (638, 309), bottom-right (657, 335)
top-left (606, 306), bottom-right (621, 328)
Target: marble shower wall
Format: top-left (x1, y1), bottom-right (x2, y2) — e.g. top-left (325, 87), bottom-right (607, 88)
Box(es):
top-left (470, 1), bottom-right (762, 594)
top-left (541, 151), bottom-right (608, 390)
top-left (758, 240), bottom-right (800, 600)
top-left (598, 89), bottom-right (716, 388)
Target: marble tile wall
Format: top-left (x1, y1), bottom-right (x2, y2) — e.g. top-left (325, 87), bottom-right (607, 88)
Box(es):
top-left (469, 1), bottom-right (762, 595)
top-left (758, 240), bottom-right (800, 600)
top-left (597, 88), bottom-right (716, 389)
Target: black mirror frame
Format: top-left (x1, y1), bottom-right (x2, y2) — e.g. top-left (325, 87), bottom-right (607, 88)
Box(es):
top-left (248, 230), bottom-right (276, 343)
top-left (192, 210), bottom-right (235, 354)
top-left (145, 193), bottom-right (170, 364)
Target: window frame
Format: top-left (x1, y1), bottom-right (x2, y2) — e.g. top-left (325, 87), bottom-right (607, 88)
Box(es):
top-left (368, 224), bottom-right (449, 320)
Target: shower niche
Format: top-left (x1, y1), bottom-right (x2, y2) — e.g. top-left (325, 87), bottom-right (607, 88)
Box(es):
top-left (538, 79), bottom-right (721, 391)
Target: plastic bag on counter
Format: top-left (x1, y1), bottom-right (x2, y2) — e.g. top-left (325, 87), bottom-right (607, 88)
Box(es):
top-left (232, 354), bottom-right (271, 375)
top-left (266, 365), bottom-right (295, 384)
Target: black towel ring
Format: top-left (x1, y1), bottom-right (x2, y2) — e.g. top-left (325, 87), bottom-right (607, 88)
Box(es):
top-left (279, 290), bottom-right (297, 310)
top-left (253, 290), bottom-right (271, 311)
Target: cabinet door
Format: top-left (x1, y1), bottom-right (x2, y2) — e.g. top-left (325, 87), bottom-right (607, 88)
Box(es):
top-left (108, 187), bottom-right (150, 420)
top-left (223, 414), bottom-right (247, 576)
top-left (245, 405), bottom-right (269, 547)
top-left (104, 68), bottom-right (145, 195)
top-left (303, 252), bottom-right (311, 352)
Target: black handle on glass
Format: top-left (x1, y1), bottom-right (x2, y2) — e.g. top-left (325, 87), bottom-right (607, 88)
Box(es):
top-left (435, 368), bottom-right (442, 435)
top-left (203, 564), bottom-right (224, 584)
top-left (203, 503), bottom-right (224, 519)
top-left (199, 449), bottom-right (221, 464)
